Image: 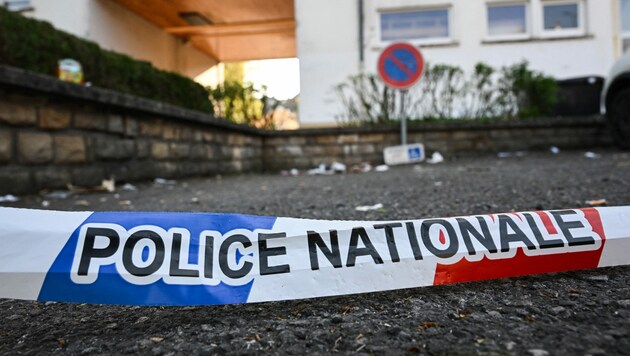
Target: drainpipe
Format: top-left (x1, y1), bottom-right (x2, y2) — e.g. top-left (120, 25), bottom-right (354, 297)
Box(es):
top-left (612, 0), bottom-right (621, 59)
top-left (358, 0), bottom-right (365, 71)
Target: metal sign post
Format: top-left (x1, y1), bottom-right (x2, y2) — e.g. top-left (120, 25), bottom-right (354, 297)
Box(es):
top-left (400, 89), bottom-right (407, 145)
top-left (377, 43), bottom-right (426, 165)
top-left (377, 43), bottom-right (424, 146)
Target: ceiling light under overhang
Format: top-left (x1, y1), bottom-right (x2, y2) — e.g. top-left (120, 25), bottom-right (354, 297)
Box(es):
top-left (179, 12), bottom-right (213, 26)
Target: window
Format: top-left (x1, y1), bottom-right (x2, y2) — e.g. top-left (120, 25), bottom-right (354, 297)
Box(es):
top-left (482, 0), bottom-right (587, 43)
top-left (543, 3), bottom-right (578, 29)
top-left (621, 0), bottom-right (630, 52)
top-left (541, 1), bottom-right (584, 36)
top-left (2, 0), bottom-right (32, 12)
top-left (487, 4), bottom-right (528, 37)
top-left (380, 8), bottom-right (450, 42)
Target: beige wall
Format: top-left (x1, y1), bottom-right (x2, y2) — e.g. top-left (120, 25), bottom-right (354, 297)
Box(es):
top-left (195, 63), bottom-right (226, 89)
top-left (26, 0), bottom-right (217, 79)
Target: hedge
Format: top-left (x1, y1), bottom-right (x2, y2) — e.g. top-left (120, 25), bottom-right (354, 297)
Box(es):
top-left (0, 7), bottom-right (213, 113)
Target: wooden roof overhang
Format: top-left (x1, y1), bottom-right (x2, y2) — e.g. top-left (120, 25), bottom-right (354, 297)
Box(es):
top-left (113, 0), bottom-right (296, 61)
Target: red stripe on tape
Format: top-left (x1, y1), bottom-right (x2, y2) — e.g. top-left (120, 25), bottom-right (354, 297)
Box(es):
top-left (433, 208), bottom-right (606, 285)
top-left (535, 210), bottom-right (559, 235)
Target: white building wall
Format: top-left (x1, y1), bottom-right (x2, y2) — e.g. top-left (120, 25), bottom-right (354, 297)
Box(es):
top-left (26, 0), bottom-right (216, 79)
top-left (296, 0), bottom-right (360, 127)
top-left (297, 0), bottom-right (624, 126)
top-left (364, 0), bottom-right (617, 78)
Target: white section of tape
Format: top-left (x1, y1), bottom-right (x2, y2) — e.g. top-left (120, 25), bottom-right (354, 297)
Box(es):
top-left (247, 218), bottom-right (439, 302)
top-left (1, 206), bottom-right (629, 306)
top-left (597, 206), bottom-right (630, 267)
top-left (0, 208), bottom-right (91, 299)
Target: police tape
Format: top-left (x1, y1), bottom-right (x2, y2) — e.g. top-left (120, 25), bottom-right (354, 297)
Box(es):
top-left (0, 206), bottom-right (629, 306)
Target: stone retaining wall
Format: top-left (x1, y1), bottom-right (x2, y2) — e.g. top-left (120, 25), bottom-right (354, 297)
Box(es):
top-left (0, 65), bottom-right (613, 195)
top-left (262, 119), bottom-right (612, 170)
top-left (0, 66), bottom-right (262, 194)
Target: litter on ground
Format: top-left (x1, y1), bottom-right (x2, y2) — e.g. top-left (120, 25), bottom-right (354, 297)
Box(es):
top-left (74, 200), bottom-right (90, 207)
top-left (0, 194), bottom-right (19, 203)
top-left (307, 162), bottom-right (346, 175)
top-left (122, 183), bottom-right (138, 191)
top-left (68, 178), bottom-right (115, 193)
top-left (584, 152), bottom-right (601, 159)
top-left (586, 199), bottom-right (607, 207)
top-left (350, 162), bottom-right (372, 173)
top-left (498, 151), bottom-right (528, 158)
top-left (355, 203), bottom-right (384, 211)
top-left (43, 191), bottom-right (73, 200)
top-left (154, 178), bottom-right (177, 185)
top-left (426, 151), bottom-right (444, 164)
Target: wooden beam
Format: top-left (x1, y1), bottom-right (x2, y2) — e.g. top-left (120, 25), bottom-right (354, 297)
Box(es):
top-left (166, 19), bottom-right (295, 37)
top-left (182, 27), bottom-right (294, 38)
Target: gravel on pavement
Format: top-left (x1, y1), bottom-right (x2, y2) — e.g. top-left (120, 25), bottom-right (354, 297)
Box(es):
top-left (1, 149), bottom-right (630, 355)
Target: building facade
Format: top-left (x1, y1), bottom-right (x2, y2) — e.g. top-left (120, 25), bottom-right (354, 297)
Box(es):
top-left (2, 0), bottom-right (298, 97)
top-left (296, 0), bottom-right (630, 127)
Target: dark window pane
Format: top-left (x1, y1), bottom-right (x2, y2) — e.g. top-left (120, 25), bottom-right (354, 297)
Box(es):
top-left (544, 3), bottom-right (579, 30)
top-left (5, 0), bottom-right (31, 12)
top-left (621, 0), bottom-right (630, 32)
top-left (381, 9), bottom-right (449, 41)
top-left (488, 4), bottom-right (527, 35)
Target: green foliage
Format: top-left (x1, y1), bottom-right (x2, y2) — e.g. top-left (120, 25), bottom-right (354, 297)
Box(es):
top-left (466, 63), bottom-right (499, 118)
top-left (499, 62), bottom-right (558, 118)
top-left (335, 74), bottom-right (395, 125)
top-left (421, 64), bottom-right (466, 119)
top-left (0, 7), bottom-right (213, 113)
top-left (224, 62), bottom-right (245, 83)
top-left (208, 81), bottom-right (276, 129)
top-left (335, 61), bottom-right (558, 125)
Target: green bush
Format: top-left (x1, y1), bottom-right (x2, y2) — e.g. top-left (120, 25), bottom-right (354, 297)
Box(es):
top-left (335, 74), bottom-right (395, 125)
top-left (0, 7), bottom-right (213, 113)
top-left (335, 61), bottom-right (558, 125)
top-left (499, 62), bottom-right (558, 118)
top-left (208, 81), bottom-right (277, 129)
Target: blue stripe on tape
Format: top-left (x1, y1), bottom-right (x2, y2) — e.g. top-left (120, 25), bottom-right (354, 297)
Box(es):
top-left (38, 212), bottom-right (276, 306)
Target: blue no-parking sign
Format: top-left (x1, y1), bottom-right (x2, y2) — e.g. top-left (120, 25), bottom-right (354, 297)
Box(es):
top-left (377, 43), bottom-right (425, 89)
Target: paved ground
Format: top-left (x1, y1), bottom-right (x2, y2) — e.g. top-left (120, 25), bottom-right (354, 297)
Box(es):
top-left (1, 149), bottom-right (630, 355)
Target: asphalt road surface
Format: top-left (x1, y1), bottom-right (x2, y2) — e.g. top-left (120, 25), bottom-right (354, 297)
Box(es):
top-left (1, 149), bottom-right (630, 355)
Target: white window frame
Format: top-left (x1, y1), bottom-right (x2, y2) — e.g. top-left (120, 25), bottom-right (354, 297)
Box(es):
top-left (539, 0), bottom-right (586, 38)
top-left (485, 1), bottom-right (531, 41)
top-left (377, 5), bottom-right (455, 47)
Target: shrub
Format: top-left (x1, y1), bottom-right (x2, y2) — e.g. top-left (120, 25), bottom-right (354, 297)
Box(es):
top-left (208, 81), bottom-right (277, 129)
top-left (335, 61), bottom-right (558, 125)
top-left (335, 74), bottom-right (396, 125)
top-left (0, 7), bottom-right (213, 113)
top-left (499, 62), bottom-right (558, 118)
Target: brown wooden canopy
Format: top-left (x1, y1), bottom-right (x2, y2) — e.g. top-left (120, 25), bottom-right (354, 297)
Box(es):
top-left (113, 0), bottom-right (296, 62)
